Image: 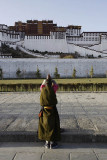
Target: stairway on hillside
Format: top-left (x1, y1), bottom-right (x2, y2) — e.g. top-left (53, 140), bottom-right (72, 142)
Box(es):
top-left (17, 45), bottom-right (46, 58)
top-left (68, 42), bottom-right (107, 58)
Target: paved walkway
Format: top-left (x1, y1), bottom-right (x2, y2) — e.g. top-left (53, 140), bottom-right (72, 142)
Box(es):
top-left (0, 142), bottom-right (107, 160)
top-left (0, 92), bottom-right (107, 142)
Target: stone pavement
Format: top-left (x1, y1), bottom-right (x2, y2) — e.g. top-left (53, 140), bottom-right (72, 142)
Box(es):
top-left (0, 92), bottom-right (107, 142)
top-left (0, 142), bottom-right (107, 160)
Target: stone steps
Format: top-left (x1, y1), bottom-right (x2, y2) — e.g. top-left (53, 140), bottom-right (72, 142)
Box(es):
top-left (0, 131), bottom-right (107, 143)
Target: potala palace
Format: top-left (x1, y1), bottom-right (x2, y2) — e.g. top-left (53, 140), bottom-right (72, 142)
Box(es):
top-left (0, 20), bottom-right (107, 58)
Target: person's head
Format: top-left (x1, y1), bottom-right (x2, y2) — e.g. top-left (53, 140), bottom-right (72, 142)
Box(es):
top-left (47, 74), bottom-right (51, 80)
top-left (46, 74), bottom-right (52, 87)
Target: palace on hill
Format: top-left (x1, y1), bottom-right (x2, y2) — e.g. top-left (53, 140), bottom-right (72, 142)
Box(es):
top-left (0, 20), bottom-right (107, 58)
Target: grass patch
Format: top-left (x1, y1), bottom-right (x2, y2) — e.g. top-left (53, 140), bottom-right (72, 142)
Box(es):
top-left (0, 78), bottom-right (107, 85)
top-left (55, 78), bottom-right (107, 84)
top-left (0, 78), bottom-right (107, 92)
top-left (61, 55), bottom-right (74, 59)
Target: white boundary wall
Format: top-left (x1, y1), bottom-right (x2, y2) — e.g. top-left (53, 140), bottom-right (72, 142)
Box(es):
top-left (0, 58), bottom-right (107, 78)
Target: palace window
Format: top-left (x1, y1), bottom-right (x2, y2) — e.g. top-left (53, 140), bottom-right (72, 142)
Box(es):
top-left (96, 38), bottom-right (98, 41)
top-left (74, 30), bottom-right (76, 34)
top-left (89, 37), bottom-right (91, 41)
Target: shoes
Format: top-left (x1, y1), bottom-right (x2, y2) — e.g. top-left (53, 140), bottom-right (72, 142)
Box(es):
top-left (45, 142), bottom-right (58, 149)
top-left (44, 143), bottom-right (50, 149)
top-left (50, 142), bottom-right (58, 149)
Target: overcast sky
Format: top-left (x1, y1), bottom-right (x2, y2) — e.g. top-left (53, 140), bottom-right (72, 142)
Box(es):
top-left (0, 0), bottom-right (107, 32)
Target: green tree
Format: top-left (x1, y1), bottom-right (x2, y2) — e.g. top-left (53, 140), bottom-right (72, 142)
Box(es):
top-left (0, 68), bottom-right (3, 79)
top-left (36, 67), bottom-right (41, 78)
top-left (72, 67), bottom-right (76, 78)
top-left (90, 66), bottom-right (94, 78)
top-left (16, 68), bottom-right (21, 79)
top-left (54, 67), bottom-right (60, 79)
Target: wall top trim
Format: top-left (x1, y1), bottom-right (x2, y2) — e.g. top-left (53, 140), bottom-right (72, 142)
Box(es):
top-left (0, 58), bottom-right (107, 63)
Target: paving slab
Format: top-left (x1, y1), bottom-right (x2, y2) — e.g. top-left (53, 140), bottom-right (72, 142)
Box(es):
top-left (70, 152), bottom-right (97, 160)
top-left (0, 143), bottom-right (107, 160)
top-left (42, 152), bottom-right (70, 160)
top-left (14, 153), bottom-right (43, 160)
top-left (0, 152), bottom-right (16, 160)
top-left (97, 154), bottom-right (107, 160)
top-left (0, 92), bottom-right (107, 142)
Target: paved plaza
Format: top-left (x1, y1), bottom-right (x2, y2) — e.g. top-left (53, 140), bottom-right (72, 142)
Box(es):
top-left (1, 142), bottom-right (107, 160)
top-left (0, 92), bottom-right (107, 142)
top-left (0, 92), bottom-right (107, 159)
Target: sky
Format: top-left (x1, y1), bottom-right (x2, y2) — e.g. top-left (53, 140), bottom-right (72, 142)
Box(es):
top-left (0, 0), bottom-right (107, 32)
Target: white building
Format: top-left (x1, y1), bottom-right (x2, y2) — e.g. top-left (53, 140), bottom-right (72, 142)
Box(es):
top-left (24, 31), bottom-right (68, 53)
top-left (23, 29), bottom-right (107, 57)
top-left (0, 24), bottom-right (20, 44)
top-left (67, 31), bottom-right (107, 47)
top-left (0, 31), bottom-right (20, 43)
top-left (0, 24), bottom-right (8, 30)
top-left (0, 23), bottom-right (107, 58)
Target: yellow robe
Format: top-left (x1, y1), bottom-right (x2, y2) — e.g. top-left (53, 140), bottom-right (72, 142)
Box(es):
top-left (38, 86), bottom-right (61, 141)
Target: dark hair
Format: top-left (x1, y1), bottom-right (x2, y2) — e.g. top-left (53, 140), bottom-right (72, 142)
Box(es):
top-left (46, 74), bottom-right (52, 86)
top-left (47, 74), bottom-right (51, 80)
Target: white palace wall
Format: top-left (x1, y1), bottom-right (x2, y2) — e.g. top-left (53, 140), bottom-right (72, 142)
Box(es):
top-left (88, 44), bottom-right (101, 51)
top-left (0, 31), bottom-right (20, 43)
top-left (23, 37), bottom-right (68, 53)
top-left (68, 43), bottom-right (106, 57)
top-left (0, 32), bottom-right (2, 41)
top-left (0, 58), bottom-right (107, 78)
top-left (88, 39), bottom-right (107, 53)
top-left (100, 39), bottom-right (107, 52)
top-left (23, 36), bottom-right (107, 57)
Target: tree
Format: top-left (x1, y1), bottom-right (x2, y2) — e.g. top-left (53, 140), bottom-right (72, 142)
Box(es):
top-left (0, 68), bottom-right (3, 79)
top-left (16, 68), bottom-right (21, 79)
top-left (90, 66), bottom-right (94, 78)
top-left (72, 67), bottom-right (76, 78)
top-left (36, 67), bottom-right (41, 78)
top-left (54, 67), bottom-right (60, 78)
